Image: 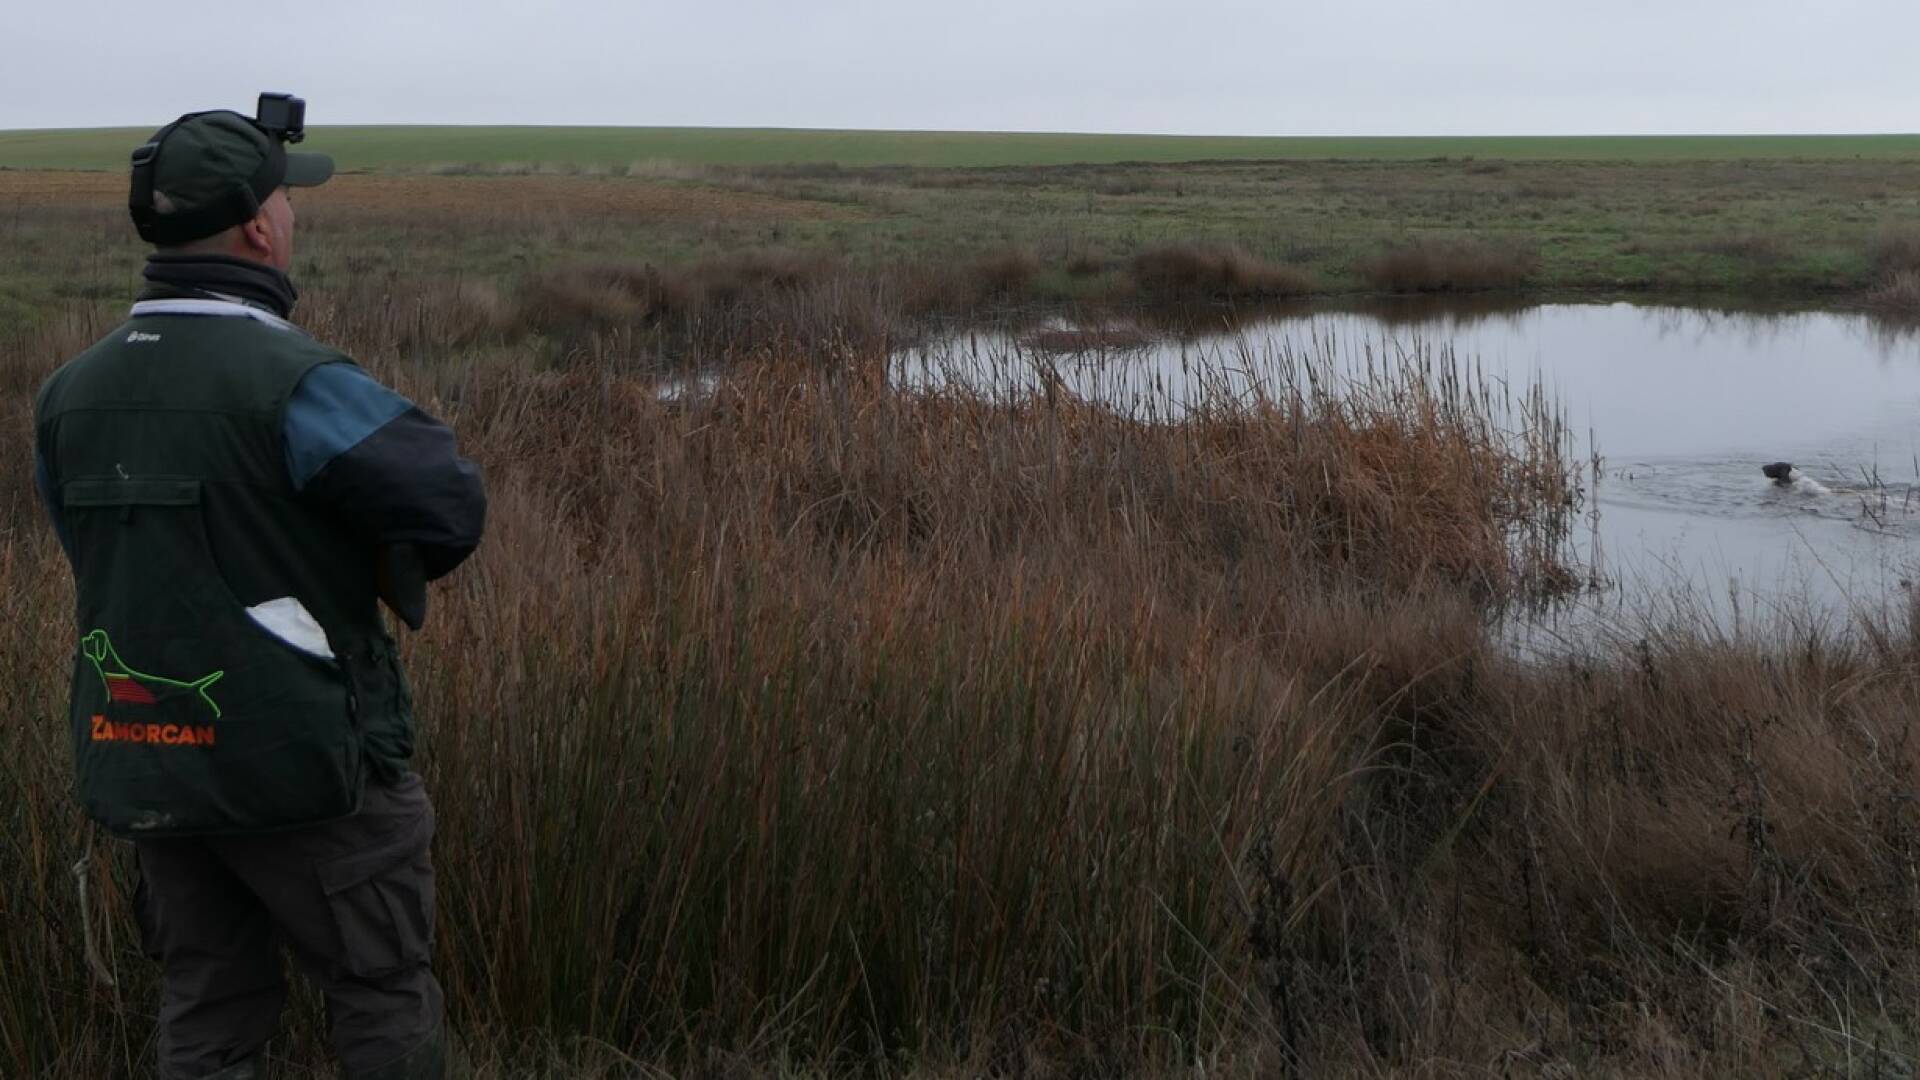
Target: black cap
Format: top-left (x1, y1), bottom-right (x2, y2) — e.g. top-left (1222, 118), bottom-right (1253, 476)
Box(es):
top-left (128, 110), bottom-right (334, 246)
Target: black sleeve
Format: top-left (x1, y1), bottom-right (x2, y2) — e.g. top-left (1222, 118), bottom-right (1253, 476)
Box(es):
top-left (302, 407), bottom-right (488, 580)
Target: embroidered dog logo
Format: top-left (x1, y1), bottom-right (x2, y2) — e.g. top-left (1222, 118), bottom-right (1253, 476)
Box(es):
top-left (81, 630), bottom-right (225, 718)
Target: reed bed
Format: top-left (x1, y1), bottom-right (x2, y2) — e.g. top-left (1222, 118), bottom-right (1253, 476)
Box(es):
top-left (1867, 270), bottom-right (1920, 316)
top-left (1362, 240), bottom-right (1541, 294)
top-left (1128, 245), bottom-right (1315, 302)
top-left (6, 264), bottom-right (1920, 1078)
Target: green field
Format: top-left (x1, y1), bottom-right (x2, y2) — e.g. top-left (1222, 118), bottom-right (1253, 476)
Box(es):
top-left (4, 125), bottom-right (1920, 172)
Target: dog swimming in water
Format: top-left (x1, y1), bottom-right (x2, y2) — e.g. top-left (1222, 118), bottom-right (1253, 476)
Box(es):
top-left (1762, 462), bottom-right (1834, 495)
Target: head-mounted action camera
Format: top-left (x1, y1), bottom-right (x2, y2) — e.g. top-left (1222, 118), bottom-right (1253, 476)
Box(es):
top-left (255, 92), bottom-right (307, 144)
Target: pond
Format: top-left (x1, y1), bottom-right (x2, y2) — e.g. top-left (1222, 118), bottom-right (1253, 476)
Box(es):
top-left (895, 302), bottom-right (1920, 647)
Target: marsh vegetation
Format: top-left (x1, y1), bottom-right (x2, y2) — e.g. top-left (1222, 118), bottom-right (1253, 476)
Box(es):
top-left (3, 153), bottom-right (1920, 1076)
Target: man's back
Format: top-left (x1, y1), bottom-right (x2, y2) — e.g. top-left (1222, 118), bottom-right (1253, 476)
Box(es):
top-left (39, 306), bottom-right (398, 833)
top-left (31, 97), bottom-right (482, 1079)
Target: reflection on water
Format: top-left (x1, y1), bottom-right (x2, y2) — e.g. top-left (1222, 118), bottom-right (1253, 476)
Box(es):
top-left (896, 301), bottom-right (1920, 647)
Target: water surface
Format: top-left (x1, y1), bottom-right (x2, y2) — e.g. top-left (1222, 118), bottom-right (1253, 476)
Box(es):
top-left (898, 303), bottom-right (1920, 644)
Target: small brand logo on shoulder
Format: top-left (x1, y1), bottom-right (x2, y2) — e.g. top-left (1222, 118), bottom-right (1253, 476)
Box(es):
top-left (126, 331), bottom-right (162, 344)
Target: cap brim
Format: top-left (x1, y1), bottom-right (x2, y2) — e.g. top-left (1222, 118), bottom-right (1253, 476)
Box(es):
top-left (283, 151), bottom-right (334, 187)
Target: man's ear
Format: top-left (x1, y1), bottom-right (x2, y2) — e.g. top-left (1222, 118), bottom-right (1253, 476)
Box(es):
top-left (238, 208), bottom-right (275, 260)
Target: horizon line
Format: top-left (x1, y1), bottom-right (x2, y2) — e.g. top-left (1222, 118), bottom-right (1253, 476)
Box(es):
top-left (3, 123), bottom-right (1918, 140)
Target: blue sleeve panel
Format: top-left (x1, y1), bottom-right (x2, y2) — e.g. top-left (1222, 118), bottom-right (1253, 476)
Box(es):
top-left (285, 362), bottom-right (488, 581)
top-left (284, 362), bottom-right (412, 491)
top-left (33, 447), bottom-right (74, 560)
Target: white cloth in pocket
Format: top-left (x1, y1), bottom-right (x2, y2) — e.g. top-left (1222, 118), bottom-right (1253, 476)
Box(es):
top-left (246, 597), bottom-right (336, 661)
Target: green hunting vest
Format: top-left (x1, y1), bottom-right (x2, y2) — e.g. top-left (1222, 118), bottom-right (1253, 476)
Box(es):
top-left (36, 305), bottom-right (414, 836)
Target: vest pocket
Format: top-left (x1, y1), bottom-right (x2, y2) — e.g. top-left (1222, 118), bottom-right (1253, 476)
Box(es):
top-left (64, 477), bottom-right (363, 836)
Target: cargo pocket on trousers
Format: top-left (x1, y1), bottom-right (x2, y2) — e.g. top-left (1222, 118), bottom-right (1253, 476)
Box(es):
top-left (318, 805), bottom-right (435, 981)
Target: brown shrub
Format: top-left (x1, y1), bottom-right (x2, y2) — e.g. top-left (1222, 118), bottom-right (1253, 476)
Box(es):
top-left (966, 247), bottom-right (1041, 298)
top-left (515, 261), bottom-right (670, 332)
top-left (882, 249), bottom-right (1044, 315)
top-left (1064, 251), bottom-right (1107, 278)
top-left (513, 251), bottom-right (840, 336)
top-left (1869, 230), bottom-right (1920, 277)
top-left (693, 249), bottom-right (841, 307)
top-left (887, 259), bottom-right (959, 317)
top-left (1362, 238), bottom-right (1541, 292)
top-left (1867, 269), bottom-right (1920, 313)
top-left (1130, 243), bottom-right (1315, 300)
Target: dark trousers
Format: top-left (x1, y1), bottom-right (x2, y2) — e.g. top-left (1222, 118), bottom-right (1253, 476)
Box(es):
top-left (134, 773), bottom-right (444, 1079)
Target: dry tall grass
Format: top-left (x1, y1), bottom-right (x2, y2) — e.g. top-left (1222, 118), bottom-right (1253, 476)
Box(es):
top-left (1868, 270), bottom-right (1920, 316)
top-left (1130, 244), bottom-right (1315, 301)
top-left (7, 271), bottom-right (1920, 1078)
top-left (1363, 240), bottom-right (1542, 293)
top-left (509, 244), bottom-right (1309, 348)
top-left (1863, 232), bottom-right (1920, 317)
top-left (1868, 231), bottom-right (1920, 279)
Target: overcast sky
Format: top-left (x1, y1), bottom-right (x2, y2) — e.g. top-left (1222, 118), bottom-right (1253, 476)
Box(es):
top-left (7, 0), bottom-right (1915, 134)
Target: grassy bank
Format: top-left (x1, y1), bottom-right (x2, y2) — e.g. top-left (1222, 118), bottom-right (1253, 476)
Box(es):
top-left (6, 152), bottom-right (1920, 332)
top-left (6, 126), bottom-right (1920, 173)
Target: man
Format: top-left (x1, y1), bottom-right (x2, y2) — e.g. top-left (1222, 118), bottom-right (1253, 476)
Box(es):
top-left (32, 100), bottom-right (485, 1080)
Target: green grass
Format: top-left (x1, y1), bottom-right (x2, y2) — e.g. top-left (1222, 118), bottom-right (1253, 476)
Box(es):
top-left (4, 125), bottom-right (1920, 172)
top-left (6, 152), bottom-right (1920, 328)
